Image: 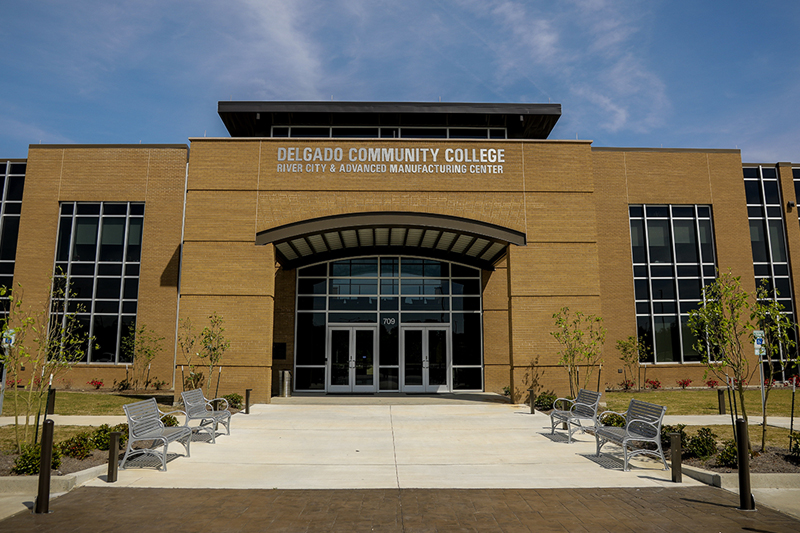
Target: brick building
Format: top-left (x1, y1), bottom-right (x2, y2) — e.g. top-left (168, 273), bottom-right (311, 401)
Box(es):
top-left (2, 102), bottom-right (798, 403)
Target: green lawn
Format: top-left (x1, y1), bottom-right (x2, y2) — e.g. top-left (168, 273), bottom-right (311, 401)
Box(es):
top-left (0, 425), bottom-right (92, 453)
top-left (604, 388), bottom-right (799, 417)
top-left (1, 390), bottom-right (174, 417)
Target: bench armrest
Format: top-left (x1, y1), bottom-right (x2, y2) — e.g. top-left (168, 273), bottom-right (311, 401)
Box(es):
top-left (597, 410), bottom-right (627, 426)
top-left (553, 397), bottom-right (574, 410)
top-left (159, 409), bottom-right (188, 425)
top-left (624, 417), bottom-right (660, 437)
top-left (202, 397), bottom-right (229, 410)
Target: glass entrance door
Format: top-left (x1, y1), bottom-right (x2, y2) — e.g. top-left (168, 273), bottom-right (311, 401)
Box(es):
top-left (400, 326), bottom-right (450, 393)
top-left (327, 326), bottom-right (377, 393)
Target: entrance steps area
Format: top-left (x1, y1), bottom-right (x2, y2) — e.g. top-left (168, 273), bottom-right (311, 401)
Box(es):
top-left (269, 391), bottom-right (512, 405)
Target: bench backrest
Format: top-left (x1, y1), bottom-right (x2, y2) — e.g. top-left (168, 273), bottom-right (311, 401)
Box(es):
top-left (625, 398), bottom-right (666, 439)
top-left (573, 389), bottom-right (602, 418)
top-left (123, 398), bottom-right (162, 437)
top-left (182, 389), bottom-right (209, 417)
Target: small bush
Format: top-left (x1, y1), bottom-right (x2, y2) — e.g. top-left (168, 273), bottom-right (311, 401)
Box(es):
top-left (501, 386), bottom-right (511, 397)
top-left (534, 391), bottom-right (558, 411)
top-left (87, 379), bottom-right (103, 389)
top-left (618, 379), bottom-right (635, 391)
top-left (58, 432), bottom-right (94, 459)
top-left (645, 379), bottom-right (661, 390)
top-left (91, 424), bottom-right (112, 451)
top-left (705, 379), bottom-right (720, 388)
top-left (660, 424), bottom-right (688, 450)
top-left (12, 443), bottom-right (63, 475)
top-left (600, 413), bottom-right (626, 427)
top-left (687, 427), bottom-right (718, 459)
top-left (161, 414), bottom-right (179, 427)
top-left (676, 378), bottom-right (692, 389)
top-left (112, 423), bottom-right (129, 447)
top-left (790, 432), bottom-right (800, 460)
top-left (717, 439), bottom-right (739, 468)
top-left (223, 393), bottom-right (244, 410)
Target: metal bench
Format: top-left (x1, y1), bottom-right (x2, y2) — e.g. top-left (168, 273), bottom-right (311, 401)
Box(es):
top-left (549, 388), bottom-right (602, 443)
top-left (595, 398), bottom-right (668, 471)
top-left (181, 388), bottom-right (231, 443)
top-left (120, 398), bottom-right (191, 471)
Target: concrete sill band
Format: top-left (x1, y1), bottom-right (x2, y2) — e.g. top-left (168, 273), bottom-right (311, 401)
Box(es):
top-left (677, 463), bottom-right (800, 490)
top-left (0, 464), bottom-right (106, 495)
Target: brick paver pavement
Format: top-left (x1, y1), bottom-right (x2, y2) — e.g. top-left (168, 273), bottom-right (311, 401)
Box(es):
top-left (1, 486), bottom-right (799, 532)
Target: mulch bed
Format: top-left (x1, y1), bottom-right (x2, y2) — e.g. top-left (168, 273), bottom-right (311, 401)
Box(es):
top-left (0, 448), bottom-right (111, 477)
top-left (683, 446), bottom-right (800, 474)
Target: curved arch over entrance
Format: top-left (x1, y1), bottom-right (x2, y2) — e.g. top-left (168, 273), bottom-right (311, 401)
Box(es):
top-left (256, 211), bottom-right (526, 271)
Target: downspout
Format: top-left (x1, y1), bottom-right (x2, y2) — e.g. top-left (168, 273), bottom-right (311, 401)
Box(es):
top-left (171, 160), bottom-right (189, 393)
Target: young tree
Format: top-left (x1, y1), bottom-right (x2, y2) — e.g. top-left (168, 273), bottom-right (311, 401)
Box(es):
top-left (751, 281), bottom-right (798, 452)
top-left (199, 312), bottom-right (229, 397)
top-left (178, 317), bottom-right (203, 390)
top-left (551, 307), bottom-right (606, 397)
top-left (616, 335), bottom-right (650, 390)
top-left (121, 323), bottom-right (164, 390)
top-left (688, 272), bottom-right (756, 448)
top-left (0, 279), bottom-right (90, 452)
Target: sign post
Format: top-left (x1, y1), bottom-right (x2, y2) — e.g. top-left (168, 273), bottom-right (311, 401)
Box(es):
top-left (754, 330), bottom-right (766, 416)
top-left (0, 329), bottom-right (16, 417)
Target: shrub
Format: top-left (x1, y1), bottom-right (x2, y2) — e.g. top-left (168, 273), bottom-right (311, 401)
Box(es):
top-left (705, 379), bottom-right (720, 388)
top-left (676, 378), bottom-right (692, 389)
top-left (600, 413), bottom-right (626, 427)
top-left (501, 386), bottom-right (511, 397)
top-left (87, 379), bottom-right (103, 389)
top-left (687, 427), bottom-right (718, 459)
top-left (161, 414), bottom-right (179, 427)
top-left (534, 391), bottom-right (558, 411)
top-left (112, 423), bottom-right (129, 447)
top-left (223, 393), bottom-right (244, 410)
top-left (716, 439), bottom-right (740, 468)
top-left (12, 443), bottom-right (63, 475)
top-left (790, 432), bottom-right (800, 460)
top-left (58, 432), bottom-right (94, 459)
top-left (618, 379), bottom-right (635, 391)
top-left (660, 424), bottom-right (688, 450)
top-left (91, 424), bottom-right (112, 451)
top-left (645, 379), bottom-right (661, 390)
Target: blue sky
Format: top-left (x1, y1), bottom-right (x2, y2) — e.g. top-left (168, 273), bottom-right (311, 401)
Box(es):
top-left (1, 1), bottom-right (798, 162)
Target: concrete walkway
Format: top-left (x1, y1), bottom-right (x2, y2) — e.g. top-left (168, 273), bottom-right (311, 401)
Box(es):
top-left (0, 400), bottom-right (799, 530)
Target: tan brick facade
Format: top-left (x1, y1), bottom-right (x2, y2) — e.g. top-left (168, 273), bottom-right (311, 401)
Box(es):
top-left (10, 136), bottom-right (785, 404)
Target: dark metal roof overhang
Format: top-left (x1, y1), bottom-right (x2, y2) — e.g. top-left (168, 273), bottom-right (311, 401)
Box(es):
top-left (219, 101), bottom-right (561, 139)
top-left (256, 212), bottom-right (526, 271)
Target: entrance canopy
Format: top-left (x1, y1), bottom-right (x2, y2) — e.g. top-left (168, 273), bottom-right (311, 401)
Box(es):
top-left (256, 212), bottom-right (526, 270)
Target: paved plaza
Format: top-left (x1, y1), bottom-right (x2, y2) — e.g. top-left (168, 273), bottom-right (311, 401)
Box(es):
top-left (0, 397), bottom-right (798, 531)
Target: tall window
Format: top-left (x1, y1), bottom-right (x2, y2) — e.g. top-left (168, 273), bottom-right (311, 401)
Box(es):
top-left (745, 166), bottom-right (794, 311)
top-left (53, 202), bottom-right (143, 363)
top-left (629, 205), bottom-right (716, 363)
top-left (0, 161), bottom-right (25, 291)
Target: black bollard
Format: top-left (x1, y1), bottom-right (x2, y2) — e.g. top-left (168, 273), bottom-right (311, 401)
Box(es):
top-left (717, 389), bottom-right (726, 415)
top-left (528, 388), bottom-right (535, 414)
top-left (107, 432), bottom-right (120, 483)
top-left (245, 389), bottom-right (252, 415)
top-left (735, 418), bottom-right (755, 511)
top-left (670, 432), bottom-right (682, 483)
top-left (46, 388), bottom-right (56, 415)
top-left (35, 420), bottom-right (54, 514)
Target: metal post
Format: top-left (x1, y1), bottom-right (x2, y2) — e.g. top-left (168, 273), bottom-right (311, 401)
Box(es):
top-left (107, 432), bottom-right (120, 483)
top-left (670, 432), bottom-right (682, 483)
top-left (35, 419), bottom-right (54, 514)
top-left (245, 389), bottom-right (252, 415)
top-left (718, 389), bottom-right (726, 415)
top-left (735, 418), bottom-right (755, 511)
top-left (46, 387), bottom-right (56, 415)
top-left (527, 388), bottom-right (535, 414)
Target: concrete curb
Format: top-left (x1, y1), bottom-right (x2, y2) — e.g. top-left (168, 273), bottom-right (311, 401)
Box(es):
top-left (0, 464), bottom-right (107, 495)
top-left (679, 463), bottom-right (800, 490)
